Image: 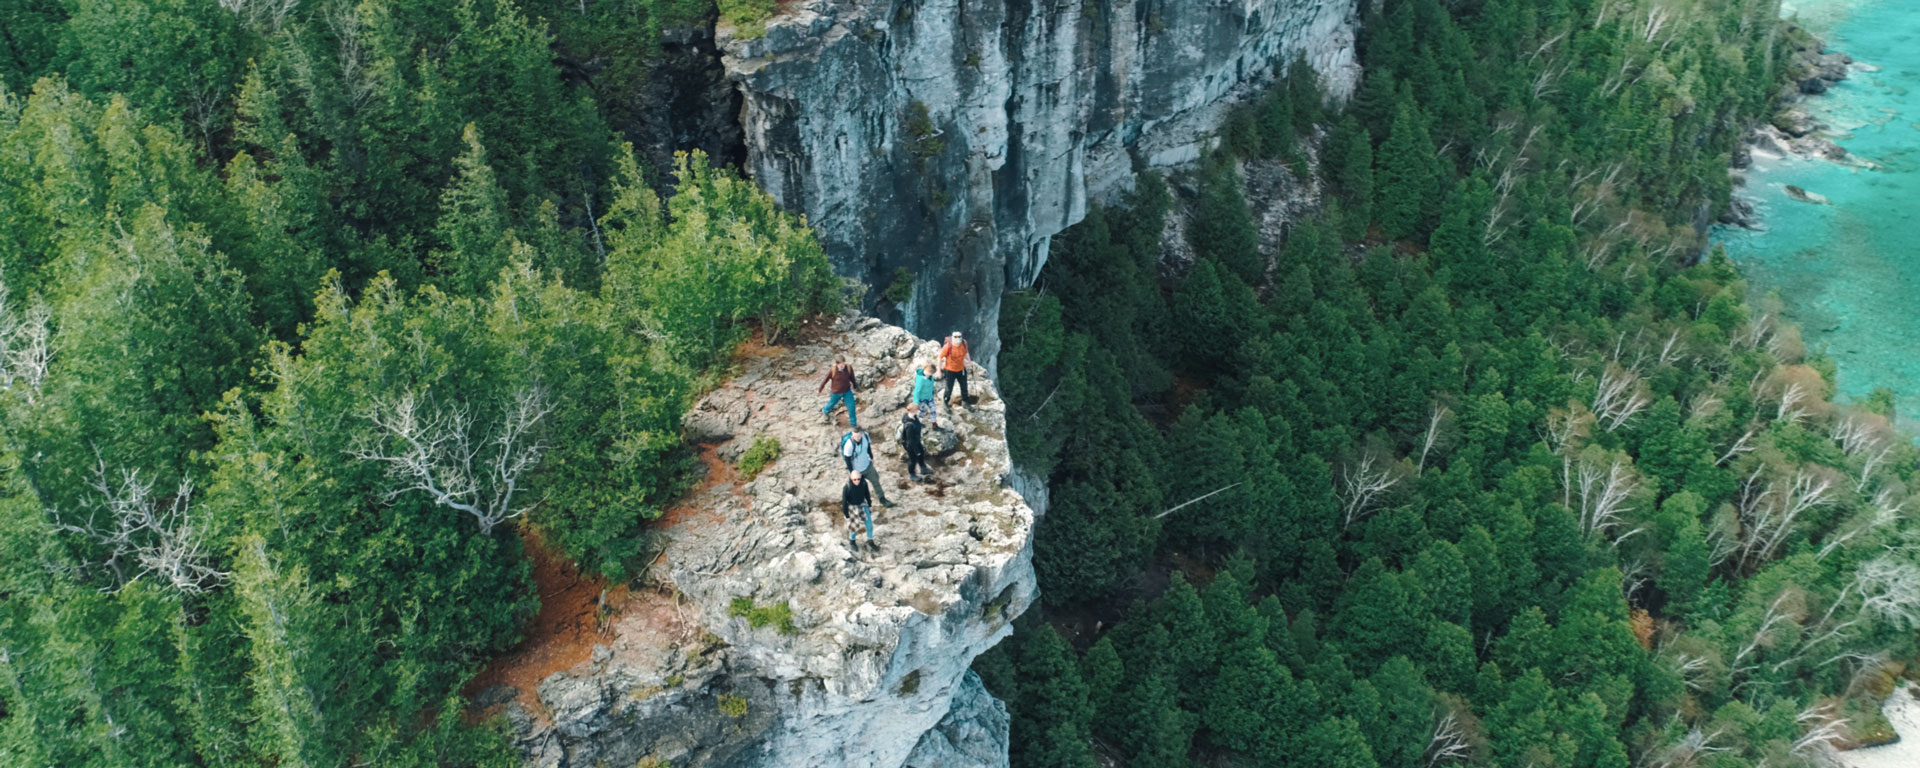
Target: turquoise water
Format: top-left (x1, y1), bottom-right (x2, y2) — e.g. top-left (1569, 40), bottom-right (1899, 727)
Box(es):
top-left (1713, 0), bottom-right (1920, 417)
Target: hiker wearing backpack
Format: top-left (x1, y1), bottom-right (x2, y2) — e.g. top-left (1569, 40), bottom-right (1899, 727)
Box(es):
top-left (912, 361), bottom-right (941, 428)
top-left (838, 428), bottom-right (895, 507)
top-left (818, 354), bottom-right (859, 427)
top-left (900, 402), bottom-right (932, 481)
top-left (939, 332), bottom-right (970, 408)
top-left (841, 470), bottom-right (877, 551)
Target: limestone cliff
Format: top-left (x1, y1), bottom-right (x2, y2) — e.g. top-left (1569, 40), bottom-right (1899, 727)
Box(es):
top-left (717, 0), bottom-right (1360, 363)
top-left (497, 317), bottom-right (1037, 768)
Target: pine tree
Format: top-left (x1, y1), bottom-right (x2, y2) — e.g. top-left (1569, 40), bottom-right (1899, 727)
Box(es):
top-left (1187, 161), bottom-right (1262, 285)
top-left (430, 124), bottom-right (518, 297)
top-left (1374, 100), bottom-right (1440, 241)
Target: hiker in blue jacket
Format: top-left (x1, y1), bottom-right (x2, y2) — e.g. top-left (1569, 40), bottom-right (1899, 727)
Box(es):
top-left (912, 361), bottom-right (941, 428)
top-left (839, 428), bottom-right (895, 507)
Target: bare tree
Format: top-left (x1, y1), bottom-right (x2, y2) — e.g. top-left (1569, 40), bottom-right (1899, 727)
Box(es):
top-left (351, 387), bottom-right (555, 536)
top-left (1340, 453), bottom-right (1400, 531)
top-left (1417, 403), bottom-right (1452, 474)
top-left (218, 0), bottom-right (301, 30)
top-left (1790, 701), bottom-right (1849, 758)
top-left (53, 460), bottom-right (228, 594)
top-left (1573, 453), bottom-right (1641, 543)
top-left (1591, 363), bottom-right (1650, 431)
top-left (1425, 708), bottom-right (1472, 766)
top-left (1643, 727), bottom-right (1730, 768)
top-left (0, 274), bottom-right (52, 401)
top-left (1734, 467), bottom-right (1837, 570)
top-left (1853, 556), bottom-right (1920, 631)
top-left (1817, 488), bottom-right (1906, 561)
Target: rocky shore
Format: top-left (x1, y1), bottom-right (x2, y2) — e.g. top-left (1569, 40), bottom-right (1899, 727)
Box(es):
top-left (1721, 31), bottom-right (1856, 229)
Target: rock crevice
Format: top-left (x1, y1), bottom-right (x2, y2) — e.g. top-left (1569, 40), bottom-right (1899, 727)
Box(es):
top-left (502, 317), bottom-right (1037, 768)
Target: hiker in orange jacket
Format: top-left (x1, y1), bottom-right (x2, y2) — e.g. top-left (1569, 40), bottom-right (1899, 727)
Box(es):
top-left (939, 332), bottom-right (970, 408)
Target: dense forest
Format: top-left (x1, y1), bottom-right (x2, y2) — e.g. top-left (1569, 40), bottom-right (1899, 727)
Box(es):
top-left (981, 0), bottom-right (1920, 767)
top-left (4, 0), bottom-right (1912, 766)
top-left (0, 0), bottom-right (837, 763)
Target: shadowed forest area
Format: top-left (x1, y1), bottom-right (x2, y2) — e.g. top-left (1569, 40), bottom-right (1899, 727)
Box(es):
top-left (982, 0), bottom-right (1920, 766)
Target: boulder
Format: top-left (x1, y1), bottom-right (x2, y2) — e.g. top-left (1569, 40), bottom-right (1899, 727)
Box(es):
top-left (1784, 185), bottom-right (1831, 205)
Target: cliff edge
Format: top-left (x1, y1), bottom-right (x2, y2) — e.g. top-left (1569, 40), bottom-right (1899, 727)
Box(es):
top-left (493, 317), bottom-right (1038, 768)
top-left (718, 0), bottom-right (1360, 364)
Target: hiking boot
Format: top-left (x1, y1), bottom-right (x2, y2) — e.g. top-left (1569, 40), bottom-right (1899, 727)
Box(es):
top-left (867, 539), bottom-right (880, 552)
top-left (882, 500), bottom-right (897, 508)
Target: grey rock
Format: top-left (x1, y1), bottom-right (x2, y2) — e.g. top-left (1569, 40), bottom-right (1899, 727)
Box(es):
top-left (1774, 107), bottom-right (1821, 138)
top-left (513, 318), bottom-right (1036, 768)
top-left (718, 0), bottom-right (1360, 367)
top-left (1784, 185), bottom-right (1831, 205)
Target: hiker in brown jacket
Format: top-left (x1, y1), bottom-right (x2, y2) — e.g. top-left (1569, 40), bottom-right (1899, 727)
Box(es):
top-left (818, 354), bottom-right (859, 427)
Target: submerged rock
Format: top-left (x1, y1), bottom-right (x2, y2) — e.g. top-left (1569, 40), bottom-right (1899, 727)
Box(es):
top-left (500, 316), bottom-right (1036, 768)
top-left (1784, 185), bottom-right (1831, 205)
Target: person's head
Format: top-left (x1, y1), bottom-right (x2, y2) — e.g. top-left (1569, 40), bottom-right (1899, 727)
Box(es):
top-left (906, 402), bottom-right (920, 416)
top-left (950, 331), bottom-right (963, 342)
top-left (834, 354), bottom-right (847, 367)
top-left (849, 470), bottom-right (863, 484)
top-left (924, 361), bottom-right (937, 374)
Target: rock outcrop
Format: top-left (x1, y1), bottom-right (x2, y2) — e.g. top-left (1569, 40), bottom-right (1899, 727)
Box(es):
top-left (500, 317), bottom-right (1037, 768)
top-left (717, 0), bottom-right (1360, 364)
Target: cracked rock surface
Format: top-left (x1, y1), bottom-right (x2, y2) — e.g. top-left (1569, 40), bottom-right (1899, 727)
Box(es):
top-left (507, 316), bottom-right (1036, 768)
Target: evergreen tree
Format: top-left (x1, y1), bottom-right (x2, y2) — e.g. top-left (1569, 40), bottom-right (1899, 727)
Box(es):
top-left (1374, 100), bottom-right (1440, 240)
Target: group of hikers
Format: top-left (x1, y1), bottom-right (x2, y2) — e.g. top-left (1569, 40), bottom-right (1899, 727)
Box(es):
top-left (816, 332), bottom-right (971, 552)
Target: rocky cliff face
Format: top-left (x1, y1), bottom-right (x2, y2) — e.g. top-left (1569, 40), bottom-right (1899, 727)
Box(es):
top-left (501, 317), bottom-right (1037, 768)
top-left (717, 0), bottom-right (1359, 364)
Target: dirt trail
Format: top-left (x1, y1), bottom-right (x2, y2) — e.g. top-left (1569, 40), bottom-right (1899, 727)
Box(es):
top-left (465, 529), bottom-right (626, 723)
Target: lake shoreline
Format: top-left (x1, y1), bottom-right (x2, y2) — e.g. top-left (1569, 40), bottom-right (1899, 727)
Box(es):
top-left (1720, 28), bottom-right (1856, 230)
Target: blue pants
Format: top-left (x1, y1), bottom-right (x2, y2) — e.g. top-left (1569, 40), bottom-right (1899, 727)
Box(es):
top-left (846, 504), bottom-right (873, 543)
top-left (823, 391), bottom-right (857, 426)
top-left (916, 396), bottom-right (938, 424)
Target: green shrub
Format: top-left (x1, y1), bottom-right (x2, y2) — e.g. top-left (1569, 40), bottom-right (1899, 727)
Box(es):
top-left (904, 101), bottom-right (946, 165)
top-left (728, 597), bottom-right (797, 634)
top-left (737, 435), bottom-right (781, 479)
top-left (882, 268), bottom-right (916, 305)
top-left (716, 693), bottom-right (749, 718)
top-left (717, 0), bottom-right (777, 38)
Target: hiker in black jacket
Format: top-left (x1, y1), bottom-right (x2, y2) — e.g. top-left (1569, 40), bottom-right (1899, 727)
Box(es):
top-left (841, 470), bottom-right (877, 551)
top-left (900, 402), bottom-right (932, 481)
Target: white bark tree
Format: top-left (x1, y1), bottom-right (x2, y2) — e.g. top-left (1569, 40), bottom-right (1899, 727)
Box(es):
top-left (53, 460), bottom-right (228, 594)
top-left (1340, 453), bottom-right (1400, 531)
top-left (0, 275), bottom-right (53, 401)
top-left (1573, 452), bottom-right (1641, 544)
top-left (350, 386), bottom-right (555, 536)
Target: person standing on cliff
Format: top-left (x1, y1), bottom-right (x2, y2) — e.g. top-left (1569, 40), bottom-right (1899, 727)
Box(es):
top-left (841, 470), bottom-right (877, 551)
top-left (939, 332), bottom-right (970, 408)
top-left (839, 428), bottom-right (895, 507)
top-left (913, 361), bottom-right (941, 428)
top-left (900, 402), bottom-right (932, 482)
top-left (818, 354), bottom-right (858, 427)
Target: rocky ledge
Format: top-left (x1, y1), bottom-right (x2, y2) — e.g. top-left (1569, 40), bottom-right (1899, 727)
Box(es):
top-left (500, 317), bottom-right (1037, 768)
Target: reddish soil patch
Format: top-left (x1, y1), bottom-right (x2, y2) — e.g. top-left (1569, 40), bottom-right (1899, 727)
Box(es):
top-left (655, 445), bottom-right (736, 530)
top-left (466, 528), bottom-right (627, 724)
